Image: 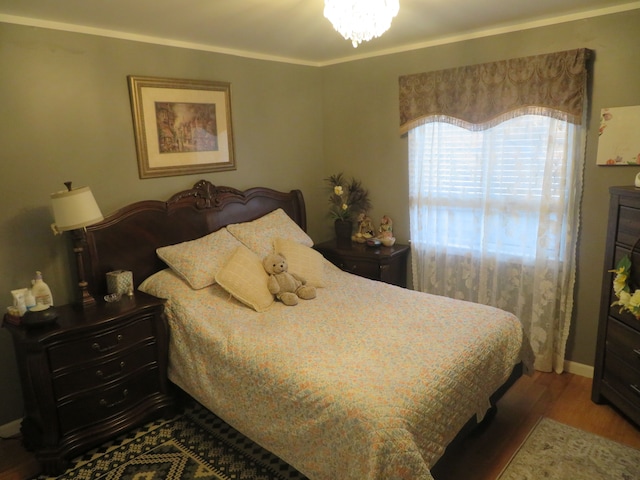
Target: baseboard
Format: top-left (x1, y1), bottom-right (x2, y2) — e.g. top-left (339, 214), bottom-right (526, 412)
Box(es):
top-left (564, 360), bottom-right (594, 378)
top-left (0, 417), bottom-right (21, 439)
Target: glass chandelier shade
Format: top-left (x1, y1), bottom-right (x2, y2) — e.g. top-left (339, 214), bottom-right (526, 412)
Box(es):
top-left (324, 0), bottom-right (400, 48)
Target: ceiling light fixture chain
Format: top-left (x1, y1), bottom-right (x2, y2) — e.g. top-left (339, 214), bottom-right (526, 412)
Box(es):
top-left (324, 0), bottom-right (400, 48)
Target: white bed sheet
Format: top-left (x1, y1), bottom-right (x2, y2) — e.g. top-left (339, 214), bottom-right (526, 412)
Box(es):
top-left (140, 261), bottom-right (523, 480)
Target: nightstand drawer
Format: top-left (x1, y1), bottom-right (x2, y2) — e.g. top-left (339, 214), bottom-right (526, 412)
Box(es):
top-left (315, 241), bottom-right (409, 287)
top-left (48, 316), bottom-right (156, 370)
top-left (327, 254), bottom-right (379, 278)
top-left (57, 367), bottom-right (161, 434)
top-left (606, 318), bottom-right (640, 370)
top-left (52, 344), bottom-right (158, 400)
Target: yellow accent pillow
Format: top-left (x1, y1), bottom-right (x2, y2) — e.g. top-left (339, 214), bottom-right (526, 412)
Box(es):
top-left (156, 228), bottom-right (242, 289)
top-left (227, 208), bottom-right (313, 259)
top-left (215, 245), bottom-right (274, 312)
top-left (273, 238), bottom-right (326, 288)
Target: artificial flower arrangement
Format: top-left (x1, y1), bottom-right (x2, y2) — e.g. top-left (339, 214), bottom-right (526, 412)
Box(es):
top-left (325, 173), bottom-right (372, 222)
top-left (610, 254), bottom-right (640, 318)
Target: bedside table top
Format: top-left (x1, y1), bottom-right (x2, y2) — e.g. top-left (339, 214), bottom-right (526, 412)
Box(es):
top-left (314, 239), bottom-right (409, 258)
top-left (3, 291), bottom-right (165, 341)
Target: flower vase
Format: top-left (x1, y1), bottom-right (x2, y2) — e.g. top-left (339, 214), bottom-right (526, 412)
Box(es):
top-left (334, 219), bottom-right (353, 249)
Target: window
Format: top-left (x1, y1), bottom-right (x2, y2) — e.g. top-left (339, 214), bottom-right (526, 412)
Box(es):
top-left (409, 115), bottom-right (574, 261)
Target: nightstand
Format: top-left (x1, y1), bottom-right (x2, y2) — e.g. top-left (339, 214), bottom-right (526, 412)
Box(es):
top-left (3, 292), bottom-right (175, 475)
top-left (315, 240), bottom-right (410, 287)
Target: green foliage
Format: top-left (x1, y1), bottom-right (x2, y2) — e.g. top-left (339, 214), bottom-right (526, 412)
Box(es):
top-left (325, 173), bottom-right (372, 221)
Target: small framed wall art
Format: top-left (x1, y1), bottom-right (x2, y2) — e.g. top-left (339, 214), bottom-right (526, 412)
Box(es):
top-left (596, 105), bottom-right (640, 165)
top-left (128, 75), bottom-right (236, 178)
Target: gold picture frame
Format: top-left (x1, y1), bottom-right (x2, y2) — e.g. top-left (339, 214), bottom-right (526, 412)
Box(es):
top-left (128, 75), bottom-right (235, 178)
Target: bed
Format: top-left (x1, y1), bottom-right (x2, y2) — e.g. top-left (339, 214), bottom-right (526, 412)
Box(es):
top-left (79, 179), bottom-right (524, 480)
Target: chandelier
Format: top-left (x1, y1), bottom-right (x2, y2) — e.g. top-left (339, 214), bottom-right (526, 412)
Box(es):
top-left (324, 0), bottom-right (400, 48)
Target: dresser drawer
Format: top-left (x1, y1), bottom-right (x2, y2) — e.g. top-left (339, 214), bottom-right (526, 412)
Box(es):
top-left (606, 318), bottom-right (640, 370)
top-left (52, 344), bottom-right (158, 401)
top-left (48, 316), bottom-right (156, 371)
top-left (602, 353), bottom-right (640, 408)
top-left (617, 205), bottom-right (640, 247)
top-left (607, 246), bottom-right (640, 330)
top-left (57, 367), bottom-right (161, 434)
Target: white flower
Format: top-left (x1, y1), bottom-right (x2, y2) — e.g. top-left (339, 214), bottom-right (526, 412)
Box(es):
top-left (613, 274), bottom-right (628, 294)
top-left (619, 290), bottom-right (631, 306)
top-left (629, 290), bottom-right (640, 309)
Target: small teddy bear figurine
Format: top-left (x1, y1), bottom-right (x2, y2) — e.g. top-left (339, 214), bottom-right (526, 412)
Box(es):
top-left (262, 253), bottom-right (316, 306)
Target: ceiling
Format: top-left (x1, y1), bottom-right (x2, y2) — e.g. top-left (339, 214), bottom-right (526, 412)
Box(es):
top-left (1, 0), bottom-right (639, 66)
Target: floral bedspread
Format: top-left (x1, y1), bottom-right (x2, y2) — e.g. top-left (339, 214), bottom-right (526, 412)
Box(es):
top-left (140, 262), bottom-right (523, 480)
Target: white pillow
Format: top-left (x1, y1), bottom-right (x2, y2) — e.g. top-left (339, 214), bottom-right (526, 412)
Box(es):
top-left (227, 208), bottom-right (313, 259)
top-left (215, 245), bottom-right (274, 312)
top-left (156, 228), bottom-right (242, 289)
top-left (273, 238), bottom-right (326, 288)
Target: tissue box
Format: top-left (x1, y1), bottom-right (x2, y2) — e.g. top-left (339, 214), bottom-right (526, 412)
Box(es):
top-left (106, 270), bottom-right (133, 295)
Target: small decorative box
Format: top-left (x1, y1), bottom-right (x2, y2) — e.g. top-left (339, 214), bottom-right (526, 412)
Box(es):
top-left (106, 270), bottom-right (133, 295)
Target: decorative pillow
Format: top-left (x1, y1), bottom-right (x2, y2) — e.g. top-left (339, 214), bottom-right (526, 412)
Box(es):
top-left (215, 245), bottom-right (274, 312)
top-left (156, 228), bottom-right (242, 290)
top-left (138, 268), bottom-right (182, 296)
top-left (273, 238), bottom-right (326, 287)
top-left (226, 208), bottom-right (313, 259)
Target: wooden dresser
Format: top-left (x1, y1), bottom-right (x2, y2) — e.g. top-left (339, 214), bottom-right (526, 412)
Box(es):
top-left (315, 240), bottom-right (410, 287)
top-left (592, 186), bottom-right (640, 426)
top-left (4, 292), bottom-right (174, 475)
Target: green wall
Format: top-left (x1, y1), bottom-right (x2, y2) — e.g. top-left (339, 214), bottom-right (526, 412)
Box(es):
top-left (0, 23), bottom-right (325, 425)
top-left (321, 10), bottom-right (640, 375)
top-left (1, 9), bottom-right (639, 425)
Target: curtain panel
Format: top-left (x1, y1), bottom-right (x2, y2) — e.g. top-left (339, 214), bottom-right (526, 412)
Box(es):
top-left (399, 48), bottom-right (591, 134)
top-left (403, 49), bottom-right (591, 373)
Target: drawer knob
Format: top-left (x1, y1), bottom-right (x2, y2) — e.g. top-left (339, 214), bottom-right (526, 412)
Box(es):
top-left (92, 334), bottom-right (124, 353)
top-left (99, 389), bottom-right (129, 408)
top-left (96, 361), bottom-right (126, 380)
top-left (338, 262), bottom-right (357, 272)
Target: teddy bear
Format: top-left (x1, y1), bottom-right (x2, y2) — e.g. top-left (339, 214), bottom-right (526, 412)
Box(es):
top-left (262, 252), bottom-right (316, 306)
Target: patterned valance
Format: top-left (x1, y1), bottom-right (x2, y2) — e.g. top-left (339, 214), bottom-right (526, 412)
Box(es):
top-left (399, 49), bottom-right (591, 133)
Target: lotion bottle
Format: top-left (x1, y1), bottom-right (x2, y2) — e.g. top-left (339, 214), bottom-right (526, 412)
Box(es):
top-left (24, 287), bottom-right (36, 311)
top-left (32, 271), bottom-right (53, 306)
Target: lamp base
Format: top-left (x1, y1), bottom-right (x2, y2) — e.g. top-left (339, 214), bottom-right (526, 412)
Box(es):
top-left (73, 236), bottom-right (96, 309)
top-left (78, 280), bottom-right (96, 309)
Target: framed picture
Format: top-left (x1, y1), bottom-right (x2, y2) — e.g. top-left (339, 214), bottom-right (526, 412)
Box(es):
top-left (596, 105), bottom-right (640, 165)
top-left (128, 75), bottom-right (236, 178)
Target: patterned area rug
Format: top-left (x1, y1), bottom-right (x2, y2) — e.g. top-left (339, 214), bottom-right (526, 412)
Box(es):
top-left (32, 401), bottom-right (308, 480)
top-left (497, 417), bottom-right (640, 480)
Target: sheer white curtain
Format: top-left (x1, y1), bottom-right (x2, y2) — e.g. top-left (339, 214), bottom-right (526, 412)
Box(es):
top-left (408, 113), bottom-right (585, 372)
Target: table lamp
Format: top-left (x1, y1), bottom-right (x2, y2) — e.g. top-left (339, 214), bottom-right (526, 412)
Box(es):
top-left (51, 181), bottom-right (104, 308)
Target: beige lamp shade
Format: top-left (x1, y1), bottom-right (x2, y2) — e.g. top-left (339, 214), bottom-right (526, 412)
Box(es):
top-left (51, 185), bottom-right (104, 232)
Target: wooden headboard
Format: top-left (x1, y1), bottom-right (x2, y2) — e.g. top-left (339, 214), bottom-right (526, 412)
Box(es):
top-left (79, 180), bottom-right (306, 297)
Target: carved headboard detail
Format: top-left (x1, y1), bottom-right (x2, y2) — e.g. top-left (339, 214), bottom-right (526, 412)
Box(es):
top-left (80, 180), bottom-right (306, 297)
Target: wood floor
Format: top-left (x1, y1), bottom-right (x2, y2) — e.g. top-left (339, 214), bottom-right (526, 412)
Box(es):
top-left (432, 371), bottom-right (640, 480)
top-left (1, 371), bottom-right (639, 480)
